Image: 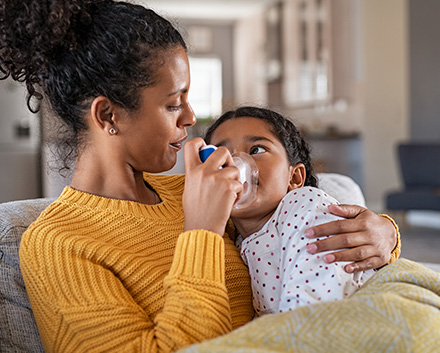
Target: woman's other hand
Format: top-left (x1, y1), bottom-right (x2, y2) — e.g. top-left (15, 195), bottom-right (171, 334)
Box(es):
top-left (304, 204), bottom-right (398, 273)
top-left (182, 138), bottom-right (242, 235)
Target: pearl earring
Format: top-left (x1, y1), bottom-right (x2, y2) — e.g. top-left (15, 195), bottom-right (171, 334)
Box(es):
top-left (109, 127), bottom-right (117, 135)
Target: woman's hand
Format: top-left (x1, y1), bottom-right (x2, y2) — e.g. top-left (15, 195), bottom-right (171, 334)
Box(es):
top-left (304, 204), bottom-right (398, 273)
top-left (182, 138), bottom-right (242, 235)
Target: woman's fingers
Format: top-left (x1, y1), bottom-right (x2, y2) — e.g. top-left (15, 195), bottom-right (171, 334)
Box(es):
top-left (326, 203), bottom-right (366, 218)
top-left (183, 137), bottom-right (206, 169)
top-left (305, 217), bottom-right (367, 240)
top-left (343, 257), bottom-right (383, 273)
top-left (306, 231), bottom-right (369, 255)
top-left (321, 245), bottom-right (375, 264)
top-left (185, 138), bottom-right (236, 170)
top-left (307, 241), bottom-right (383, 273)
top-left (304, 204), bottom-right (397, 273)
top-left (183, 139), bottom-right (242, 235)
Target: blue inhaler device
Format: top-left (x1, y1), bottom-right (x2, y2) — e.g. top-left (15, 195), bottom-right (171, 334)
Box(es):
top-left (199, 145), bottom-right (259, 209)
top-left (199, 145), bottom-right (218, 163)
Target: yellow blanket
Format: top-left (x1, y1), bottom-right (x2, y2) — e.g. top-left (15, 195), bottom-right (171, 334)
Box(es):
top-left (180, 259), bottom-right (440, 353)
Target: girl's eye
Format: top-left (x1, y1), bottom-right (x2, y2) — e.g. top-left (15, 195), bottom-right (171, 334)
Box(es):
top-left (250, 146), bottom-right (266, 155)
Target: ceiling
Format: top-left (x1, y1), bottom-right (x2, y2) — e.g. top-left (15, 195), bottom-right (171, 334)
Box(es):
top-left (138, 0), bottom-right (277, 20)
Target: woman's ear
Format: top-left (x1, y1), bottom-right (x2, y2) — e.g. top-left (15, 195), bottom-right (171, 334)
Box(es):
top-left (89, 96), bottom-right (116, 134)
top-left (288, 163), bottom-right (306, 191)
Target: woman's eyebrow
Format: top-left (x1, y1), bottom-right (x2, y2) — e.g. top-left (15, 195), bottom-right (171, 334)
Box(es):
top-left (167, 87), bottom-right (188, 97)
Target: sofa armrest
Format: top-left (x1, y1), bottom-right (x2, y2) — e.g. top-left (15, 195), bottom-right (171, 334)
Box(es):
top-left (317, 173), bottom-right (366, 207)
top-left (0, 198), bottom-right (54, 352)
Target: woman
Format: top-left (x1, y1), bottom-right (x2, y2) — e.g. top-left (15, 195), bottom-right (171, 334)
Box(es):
top-left (0, 0), bottom-right (399, 352)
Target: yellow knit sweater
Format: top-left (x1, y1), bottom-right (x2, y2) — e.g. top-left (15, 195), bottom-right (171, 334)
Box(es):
top-left (19, 174), bottom-right (254, 353)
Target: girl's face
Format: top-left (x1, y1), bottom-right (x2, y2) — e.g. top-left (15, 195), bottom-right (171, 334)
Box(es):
top-left (116, 46), bottom-right (196, 173)
top-left (209, 117), bottom-right (302, 220)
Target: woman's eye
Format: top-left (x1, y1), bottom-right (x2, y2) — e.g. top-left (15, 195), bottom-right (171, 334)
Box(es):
top-left (168, 104), bottom-right (183, 112)
top-left (250, 146), bottom-right (266, 155)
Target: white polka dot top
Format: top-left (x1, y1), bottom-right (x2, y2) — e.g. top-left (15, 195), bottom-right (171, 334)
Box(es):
top-left (238, 186), bottom-right (375, 316)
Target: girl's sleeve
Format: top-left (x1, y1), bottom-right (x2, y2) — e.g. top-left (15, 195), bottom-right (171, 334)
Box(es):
top-left (277, 189), bottom-right (369, 312)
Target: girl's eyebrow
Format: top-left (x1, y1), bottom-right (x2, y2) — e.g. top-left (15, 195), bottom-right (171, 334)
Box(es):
top-left (247, 136), bottom-right (273, 143)
top-left (215, 135), bottom-right (274, 147)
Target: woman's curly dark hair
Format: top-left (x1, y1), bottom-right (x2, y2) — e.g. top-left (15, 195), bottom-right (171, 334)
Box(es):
top-left (0, 0), bottom-right (186, 169)
top-left (204, 106), bottom-right (318, 188)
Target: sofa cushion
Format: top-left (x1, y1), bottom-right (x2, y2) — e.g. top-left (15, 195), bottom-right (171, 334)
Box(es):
top-left (0, 198), bottom-right (53, 353)
top-left (317, 173), bottom-right (366, 207)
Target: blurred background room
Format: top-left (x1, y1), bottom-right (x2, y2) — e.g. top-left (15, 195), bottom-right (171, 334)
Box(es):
top-left (1, 0), bottom-right (439, 263)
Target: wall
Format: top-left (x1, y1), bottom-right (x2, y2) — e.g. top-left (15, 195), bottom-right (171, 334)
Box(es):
top-left (230, 0), bottom-right (411, 211)
top-left (409, 0), bottom-right (440, 141)
top-left (271, 0), bottom-right (409, 210)
top-left (0, 0), bottom-right (413, 206)
top-left (0, 78), bottom-right (41, 202)
top-left (361, 0), bottom-right (409, 211)
top-left (179, 19), bottom-right (236, 111)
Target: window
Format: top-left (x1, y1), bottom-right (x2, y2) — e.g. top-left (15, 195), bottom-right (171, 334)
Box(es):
top-left (188, 57), bottom-right (223, 119)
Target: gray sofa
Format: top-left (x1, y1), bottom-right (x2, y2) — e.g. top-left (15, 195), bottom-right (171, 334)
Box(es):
top-left (0, 198), bottom-right (53, 353)
top-left (1, 173), bottom-right (436, 353)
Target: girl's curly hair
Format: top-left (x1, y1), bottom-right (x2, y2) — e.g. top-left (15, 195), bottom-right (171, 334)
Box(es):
top-left (204, 106), bottom-right (318, 188)
top-left (0, 0), bottom-right (186, 169)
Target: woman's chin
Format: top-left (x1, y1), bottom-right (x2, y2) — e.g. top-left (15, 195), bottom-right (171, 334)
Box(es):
top-left (151, 154), bottom-right (178, 174)
top-left (143, 161), bottom-right (176, 174)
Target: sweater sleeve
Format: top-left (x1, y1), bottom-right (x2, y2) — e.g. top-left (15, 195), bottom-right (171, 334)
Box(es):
top-left (379, 214), bottom-right (401, 263)
top-left (159, 230), bottom-right (233, 350)
top-left (20, 228), bottom-right (234, 353)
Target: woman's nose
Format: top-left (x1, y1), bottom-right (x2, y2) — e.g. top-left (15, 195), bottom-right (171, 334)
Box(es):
top-left (178, 103), bottom-right (196, 127)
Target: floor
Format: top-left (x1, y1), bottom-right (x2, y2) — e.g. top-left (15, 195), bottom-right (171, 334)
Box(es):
top-left (400, 226), bottom-right (440, 264)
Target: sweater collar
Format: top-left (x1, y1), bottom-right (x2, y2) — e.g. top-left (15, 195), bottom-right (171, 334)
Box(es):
top-left (58, 173), bottom-right (184, 220)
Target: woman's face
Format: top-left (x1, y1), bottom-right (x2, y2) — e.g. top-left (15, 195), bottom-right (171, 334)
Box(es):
top-left (117, 46), bottom-right (196, 173)
top-left (208, 117), bottom-right (295, 220)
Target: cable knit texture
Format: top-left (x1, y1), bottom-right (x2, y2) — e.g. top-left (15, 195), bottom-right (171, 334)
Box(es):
top-left (19, 174), bottom-right (254, 353)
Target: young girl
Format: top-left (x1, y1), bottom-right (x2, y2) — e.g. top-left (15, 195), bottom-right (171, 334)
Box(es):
top-left (204, 106), bottom-right (375, 316)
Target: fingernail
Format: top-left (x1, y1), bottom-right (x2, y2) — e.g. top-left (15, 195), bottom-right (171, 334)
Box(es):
top-left (305, 229), bottom-right (314, 238)
top-left (323, 254), bottom-right (335, 263)
top-left (345, 265), bottom-right (354, 273)
top-left (328, 204), bottom-right (341, 213)
top-left (306, 243), bottom-right (317, 254)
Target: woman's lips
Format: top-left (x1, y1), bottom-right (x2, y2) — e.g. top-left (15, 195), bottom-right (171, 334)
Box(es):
top-left (169, 135), bottom-right (187, 150)
top-left (169, 141), bottom-right (183, 150)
